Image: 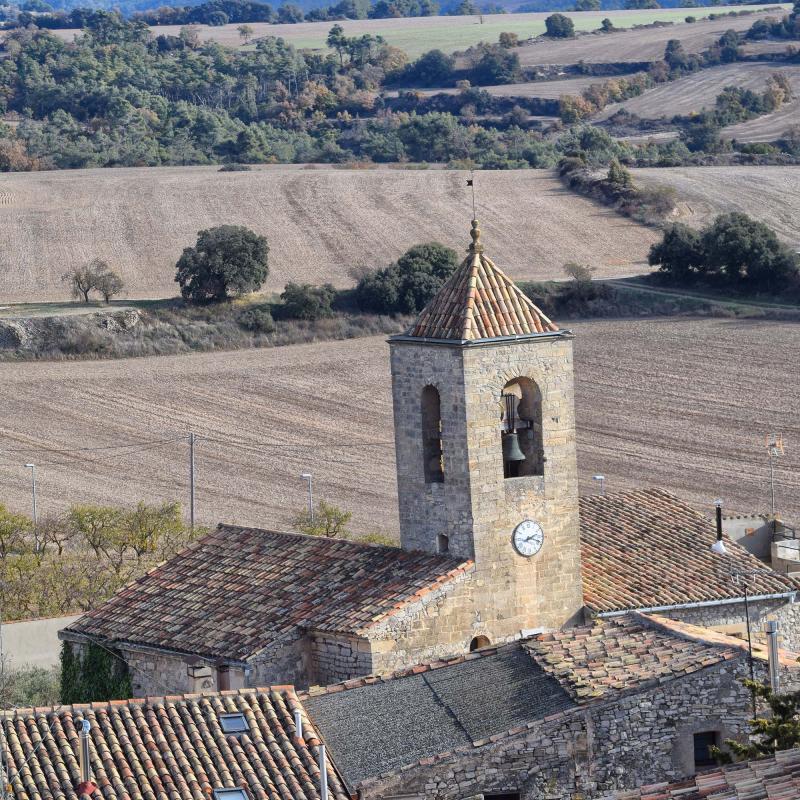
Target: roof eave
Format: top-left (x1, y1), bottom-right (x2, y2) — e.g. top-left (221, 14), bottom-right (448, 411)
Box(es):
top-left (592, 590), bottom-right (797, 617)
top-left (388, 329), bottom-right (573, 348)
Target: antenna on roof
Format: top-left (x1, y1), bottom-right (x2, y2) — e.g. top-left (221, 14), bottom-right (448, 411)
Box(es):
top-left (466, 171), bottom-right (476, 221)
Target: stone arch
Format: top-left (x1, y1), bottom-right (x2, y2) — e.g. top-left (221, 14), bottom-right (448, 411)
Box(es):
top-left (469, 635), bottom-right (491, 652)
top-left (500, 376), bottom-right (544, 479)
top-left (421, 384), bottom-right (444, 483)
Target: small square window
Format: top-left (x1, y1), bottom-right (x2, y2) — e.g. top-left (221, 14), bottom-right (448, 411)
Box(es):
top-left (212, 790), bottom-right (248, 800)
top-left (219, 713), bottom-right (248, 735)
top-left (694, 731), bottom-right (719, 768)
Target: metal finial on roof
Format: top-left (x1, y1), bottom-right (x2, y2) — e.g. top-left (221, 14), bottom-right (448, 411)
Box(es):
top-left (469, 219), bottom-right (484, 253)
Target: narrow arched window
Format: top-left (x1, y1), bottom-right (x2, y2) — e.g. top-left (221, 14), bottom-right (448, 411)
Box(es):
top-left (421, 385), bottom-right (444, 483)
top-left (470, 635), bottom-right (491, 652)
top-left (500, 377), bottom-right (544, 479)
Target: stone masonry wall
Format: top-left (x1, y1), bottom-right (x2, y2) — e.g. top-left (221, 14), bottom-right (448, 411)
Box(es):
top-left (389, 333), bottom-right (584, 648)
top-left (310, 633), bottom-right (373, 686)
top-left (359, 657), bottom-right (767, 800)
top-left (660, 597), bottom-right (800, 651)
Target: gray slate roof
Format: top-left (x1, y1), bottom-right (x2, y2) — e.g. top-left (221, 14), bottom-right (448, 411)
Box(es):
top-left (304, 646), bottom-right (575, 786)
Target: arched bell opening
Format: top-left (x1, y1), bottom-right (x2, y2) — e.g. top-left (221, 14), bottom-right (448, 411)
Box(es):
top-left (500, 377), bottom-right (544, 479)
top-left (421, 385), bottom-right (444, 484)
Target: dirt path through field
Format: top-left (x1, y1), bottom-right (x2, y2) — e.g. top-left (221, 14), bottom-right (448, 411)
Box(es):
top-left (1, 317), bottom-right (797, 537)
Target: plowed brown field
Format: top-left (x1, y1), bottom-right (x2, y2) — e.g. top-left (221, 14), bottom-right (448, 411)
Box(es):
top-left (0, 166), bottom-right (658, 303)
top-left (596, 63), bottom-right (800, 121)
top-left (1, 317), bottom-right (797, 537)
top-left (515, 12), bottom-right (778, 66)
top-left (632, 165), bottom-right (800, 247)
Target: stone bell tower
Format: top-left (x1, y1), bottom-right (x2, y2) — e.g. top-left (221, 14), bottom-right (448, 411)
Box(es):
top-left (388, 220), bottom-right (583, 634)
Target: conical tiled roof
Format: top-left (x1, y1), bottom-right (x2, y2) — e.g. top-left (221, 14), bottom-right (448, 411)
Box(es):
top-left (409, 220), bottom-right (558, 341)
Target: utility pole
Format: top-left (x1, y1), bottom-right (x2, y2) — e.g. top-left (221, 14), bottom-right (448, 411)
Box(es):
top-left (767, 433), bottom-right (784, 517)
top-left (301, 473), bottom-right (313, 523)
top-left (189, 433), bottom-right (195, 531)
top-left (24, 464), bottom-right (37, 530)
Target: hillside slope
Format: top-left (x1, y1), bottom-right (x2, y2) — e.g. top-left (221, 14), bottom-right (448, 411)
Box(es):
top-left (632, 166), bottom-right (800, 246)
top-left (0, 166), bottom-right (658, 303)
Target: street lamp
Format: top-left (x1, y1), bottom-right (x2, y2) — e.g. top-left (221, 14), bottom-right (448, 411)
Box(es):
top-left (24, 463), bottom-right (37, 529)
top-left (592, 475), bottom-right (606, 496)
top-left (301, 473), bottom-right (313, 523)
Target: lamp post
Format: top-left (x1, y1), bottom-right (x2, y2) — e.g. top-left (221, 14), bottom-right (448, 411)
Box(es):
top-left (592, 474), bottom-right (606, 496)
top-left (301, 473), bottom-right (313, 523)
top-left (24, 463), bottom-right (37, 529)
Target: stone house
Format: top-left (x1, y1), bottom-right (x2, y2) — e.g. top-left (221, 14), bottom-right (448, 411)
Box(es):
top-left (60, 218), bottom-right (798, 695)
top-left (302, 612), bottom-right (800, 800)
top-left (579, 488), bottom-right (800, 651)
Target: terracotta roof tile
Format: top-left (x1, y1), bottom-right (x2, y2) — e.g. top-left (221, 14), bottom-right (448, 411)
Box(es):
top-left (525, 613), bottom-right (749, 702)
top-left (408, 220), bottom-right (557, 341)
top-left (1, 689), bottom-right (347, 800)
top-left (608, 746), bottom-right (800, 800)
top-left (64, 526), bottom-right (472, 660)
top-left (579, 488), bottom-right (795, 614)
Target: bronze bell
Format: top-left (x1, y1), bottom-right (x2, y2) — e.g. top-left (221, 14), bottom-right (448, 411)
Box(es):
top-left (502, 432), bottom-right (526, 462)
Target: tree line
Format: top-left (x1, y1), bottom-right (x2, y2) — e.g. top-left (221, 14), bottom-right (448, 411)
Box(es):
top-left (0, 501), bottom-right (198, 621)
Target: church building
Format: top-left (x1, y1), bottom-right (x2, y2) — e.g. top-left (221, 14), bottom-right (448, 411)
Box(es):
top-left (59, 219), bottom-right (796, 697)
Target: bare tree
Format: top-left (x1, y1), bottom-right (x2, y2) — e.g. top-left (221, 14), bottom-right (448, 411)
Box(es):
top-left (62, 265), bottom-right (97, 303)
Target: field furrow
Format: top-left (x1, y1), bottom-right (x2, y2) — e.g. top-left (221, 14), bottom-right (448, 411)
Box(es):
top-left (0, 166), bottom-right (658, 303)
top-left (0, 317), bottom-right (797, 538)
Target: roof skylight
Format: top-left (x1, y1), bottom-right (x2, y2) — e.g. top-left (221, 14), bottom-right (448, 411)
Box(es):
top-left (219, 713), bottom-right (249, 735)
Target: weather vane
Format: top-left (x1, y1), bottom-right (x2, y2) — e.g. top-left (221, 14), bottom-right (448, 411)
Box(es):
top-left (466, 171), bottom-right (476, 220)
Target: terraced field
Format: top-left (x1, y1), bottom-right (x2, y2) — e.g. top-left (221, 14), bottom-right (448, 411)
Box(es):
top-left (0, 166), bottom-right (659, 303)
top-left (46, 6), bottom-right (786, 58)
top-left (515, 10), bottom-right (781, 66)
top-left (632, 165), bottom-right (800, 246)
top-left (596, 63), bottom-right (800, 121)
top-left (412, 76), bottom-right (601, 99)
top-left (1, 317), bottom-right (797, 537)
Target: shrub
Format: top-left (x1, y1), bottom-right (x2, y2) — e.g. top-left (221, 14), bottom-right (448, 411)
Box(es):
top-left (238, 304), bottom-right (276, 332)
top-left (498, 31), bottom-right (519, 48)
top-left (354, 242), bottom-right (459, 314)
top-left (219, 163), bottom-right (251, 171)
top-left (1, 665), bottom-right (60, 709)
top-left (280, 282), bottom-right (336, 320)
top-left (175, 225), bottom-right (269, 304)
top-left (545, 13), bottom-right (575, 37)
top-left (293, 500), bottom-right (353, 538)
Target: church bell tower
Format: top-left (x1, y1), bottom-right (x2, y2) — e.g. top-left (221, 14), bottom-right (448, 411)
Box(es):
top-left (388, 220), bottom-right (583, 634)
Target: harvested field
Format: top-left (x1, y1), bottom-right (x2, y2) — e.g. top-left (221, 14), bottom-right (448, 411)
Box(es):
top-left (409, 76), bottom-right (603, 99)
top-left (0, 166), bottom-right (659, 304)
top-left (723, 95), bottom-right (800, 141)
top-left (515, 11), bottom-right (782, 66)
top-left (46, 6), bottom-right (785, 58)
top-left (596, 62), bottom-right (800, 121)
top-left (1, 317), bottom-right (797, 537)
top-left (632, 165), bottom-right (800, 247)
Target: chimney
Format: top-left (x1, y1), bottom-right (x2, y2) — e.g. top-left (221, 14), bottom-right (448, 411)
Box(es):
top-left (767, 620), bottom-right (780, 692)
top-left (711, 499), bottom-right (727, 555)
top-left (318, 744), bottom-right (328, 800)
top-left (75, 718), bottom-right (97, 797)
top-left (294, 709), bottom-right (303, 741)
top-left (187, 663), bottom-right (215, 693)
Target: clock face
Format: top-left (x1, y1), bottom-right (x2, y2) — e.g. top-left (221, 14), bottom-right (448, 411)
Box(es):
top-left (512, 520), bottom-right (544, 558)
